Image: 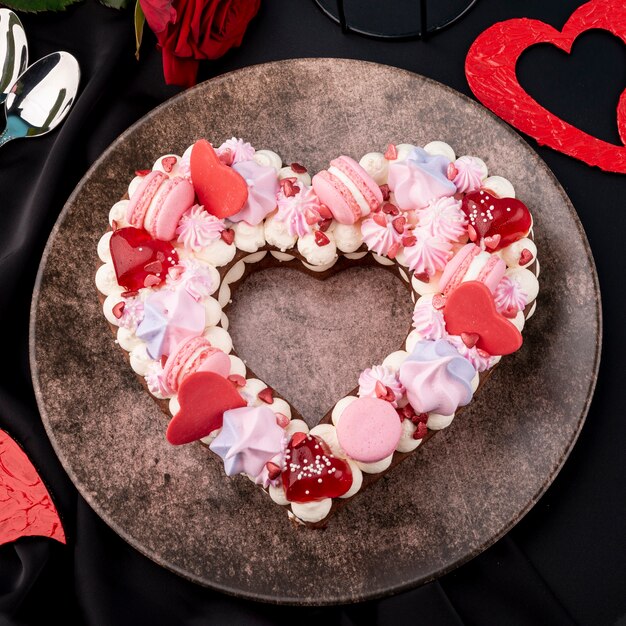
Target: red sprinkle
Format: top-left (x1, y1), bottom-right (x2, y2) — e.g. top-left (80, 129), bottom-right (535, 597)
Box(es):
top-left (461, 332), bottom-right (480, 348)
top-left (290, 162), bottom-right (307, 174)
top-left (519, 248), bottom-right (533, 265)
top-left (374, 383), bottom-right (396, 403)
top-left (314, 230), bottom-right (330, 246)
top-left (413, 422), bottom-right (428, 439)
top-left (160, 355), bottom-right (168, 368)
top-left (266, 461), bottom-right (282, 481)
top-left (144, 260), bottom-right (163, 274)
top-left (280, 177), bottom-right (300, 197)
top-left (144, 275), bottom-right (161, 287)
top-left (318, 218), bottom-right (332, 232)
top-left (483, 234), bottom-right (501, 250)
top-left (392, 216), bottom-right (406, 234)
top-left (379, 184), bottom-right (390, 200)
top-left (258, 387), bottom-right (274, 404)
top-left (275, 412), bottom-right (290, 428)
top-left (161, 156), bottom-right (177, 173)
top-left (384, 143), bottom-right (398, 160)
top-left (134, 169), bottom-right (151, 177)
top-left (382, 202), bottom-right (400, 215)
top-left (317, 203), bottom-right (333, 219)
top-left (372, 212), bottom-right (387, 227)
top-left (414, 271), bottom-right (430, 283)
top-left (304, 208), bottom-right (320, 225)
top-left (290, 431), bottom-right (307, 448)
top-left (121, 290), bottom-right (139, 298)
top-left (432, 294), bottom-right (446, 309)
top-left (502, 305), bottom-right (518, 319)
top-left (111, 219), bottom-right (119, 231)
top-left (402, 235), bottom-right (417, 247)
top-left (467, 223), bottom-right (478, 242)
top-left (112, 301), bottom-right (125, 319)
top-left (411, 412), bottom-right (429, 425)
top-left (227, 374), bottom-right (246, 388)
top-left (398, 404), bottom-right (415, 421)
top-left (387, 241), bottom-right (400, 259)
top-left (447, 162), bottom-right (458, 181)
top-left (220, 228), bottom-right (235, 245)
top-left (217, 149), bottom-right (234, 166)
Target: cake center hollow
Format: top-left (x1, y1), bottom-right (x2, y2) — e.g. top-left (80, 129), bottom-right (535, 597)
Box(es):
top-left (227, 264), bottom-right (413, 427)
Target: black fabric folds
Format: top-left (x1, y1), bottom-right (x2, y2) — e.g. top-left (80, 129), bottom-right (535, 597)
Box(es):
top-left (0, 1), bottom-right (624, 624)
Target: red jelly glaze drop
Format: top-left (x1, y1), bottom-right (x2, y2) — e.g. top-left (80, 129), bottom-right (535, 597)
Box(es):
top-left (109, 227), bottom-right (178, 292)
top-left (282, 433), bottom-right (353, 503)
top-left (461, 190), bottom-right (531, 251)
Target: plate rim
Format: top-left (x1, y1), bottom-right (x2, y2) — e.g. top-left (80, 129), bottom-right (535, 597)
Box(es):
top-left (29, 58), bottom-right (602, 605)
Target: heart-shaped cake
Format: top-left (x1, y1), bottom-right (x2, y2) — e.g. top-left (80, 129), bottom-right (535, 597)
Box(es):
top-left (95, 138), bottom-right (539, 527)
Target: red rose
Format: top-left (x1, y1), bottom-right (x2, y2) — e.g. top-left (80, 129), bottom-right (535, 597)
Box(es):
top-left (140, 0), bottom-right (261, 88)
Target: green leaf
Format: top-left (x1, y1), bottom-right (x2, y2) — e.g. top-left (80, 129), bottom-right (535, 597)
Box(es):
top-left (98, 0), bottom-right (132, 8)
top-left (1, 0), bottom-right (81, 12)
top-left (134, 0), bottom-right (145, 60)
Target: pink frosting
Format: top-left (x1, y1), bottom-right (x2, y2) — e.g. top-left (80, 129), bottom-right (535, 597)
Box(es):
top-left (216, 137), bottom-right (255, 164)
top-left (418, 196), bottom-right (467, 242)
top-left (117, 296), bottom-right (144, 332)
top-left (412, 299), bottom-right (446, 340)
top-left (358, 365), bottom-right (405, 407)
top-left (361, 216), bottom-right (403, 256)
top-left (495, 275), bottom-right (528, 314)
top-left (229, 160), bottom-right (279, 225)
top-left (176, 205), bottom-right (224, 251)
top-left (402, 229), bottom-right (452, 276)
top-left (274, 184), bottom-right (321, 237)
top-left (452, 156), bottom-right (485, 194)
top-left (166, 259), bottom-right (216, 301)
top-left (447, 335), bottom-right (494, 373)
top-left (145, 362), bottom-right (169, 397)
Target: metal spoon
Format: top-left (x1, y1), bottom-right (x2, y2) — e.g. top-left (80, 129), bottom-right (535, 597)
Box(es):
top-left (0, 9), bottom-right (28, 106)
top-left (0, 51), bottom-right (80, 147)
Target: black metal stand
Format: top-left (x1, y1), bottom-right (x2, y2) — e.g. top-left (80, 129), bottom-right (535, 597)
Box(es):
top-left (313, 0), bottom-right (478, 41)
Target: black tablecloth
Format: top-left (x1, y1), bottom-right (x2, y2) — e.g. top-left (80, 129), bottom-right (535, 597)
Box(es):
top-left (1, 1), bottom-right (624, 624)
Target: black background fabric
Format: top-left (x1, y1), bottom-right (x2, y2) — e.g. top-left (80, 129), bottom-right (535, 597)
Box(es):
top-left (0, 0), bottom-right (625, 624)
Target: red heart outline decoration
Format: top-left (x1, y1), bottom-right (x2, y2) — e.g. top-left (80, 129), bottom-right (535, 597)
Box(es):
top-left (465, 0), bottom-right (626, 173)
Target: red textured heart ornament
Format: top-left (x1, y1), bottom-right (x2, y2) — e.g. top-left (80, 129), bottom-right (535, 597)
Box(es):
top-left (282, 433), bottom-right (353, 503)
top-left (466, 0), bottom-right (626, 173)
top-left (166, 371), bottom-right (246, 445)
top-left (0, 429), bottom-right (65, 546)
top-left (443, 282), bottom-right (522, 356)
top-left (462, 190), bottom-right (532, 251)
top-left (109, 227), bottom-right (178, 291)
top-left (190, 139), bottom-right (249, 218)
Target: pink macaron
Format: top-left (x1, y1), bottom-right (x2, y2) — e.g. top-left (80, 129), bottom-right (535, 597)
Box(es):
top-left (312, 155), bottom-right (383, 224)
top-left (336, 397), bottom-right (402, 463)
top-left (439, 243), bottom-right (505, 295)
top-left (126, 170), bottom-right (195, 241)
top-left (163, 336), bottom-right (230, 393)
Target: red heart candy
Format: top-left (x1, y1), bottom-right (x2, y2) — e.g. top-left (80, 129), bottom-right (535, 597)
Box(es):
top-left (166, 371), bottom-right (246, 445)
top-left (0, 429), bottom-right (66, 546)
top-left (190, 139), bottom-right (248, 219)
top-left (443, 281), bottom-right (522, 356)
top-left (466, 0), bottom-right (626, 174)
top-left (461, 190), bottom-right (531, 251)
top-left (282, 432), bottom-right (352, 503)
top-left (109, 227), bottom-right (178, 291)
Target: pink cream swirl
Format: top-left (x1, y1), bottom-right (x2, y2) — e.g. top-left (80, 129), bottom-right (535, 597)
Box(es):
top-left (118, 296), bottom-right (144, 332)
top-left (412, 298), bottom-right (446, 340)
top-left (402, 228), bottom-right (452, 276)
top-left (358, 365), bottom-right (405, 407)
top-left (495, 275), bottom-right (528, 315)
top-left (418, 196), bottom-right (467, 242)
top-left (447, 335), bottom-right (494, 373)
top-left (274, 184), bottom-right (321, 237)
top-left (176, 205), bottom-right (224, 251)
top-left (361, 215), bottom-right (403, 256)
top-left (216, 137), bottom-right (256, 164)
top-left (452, 156), bottom-right (486, 194)
top-left (167, 259), bottom-right (217, 301)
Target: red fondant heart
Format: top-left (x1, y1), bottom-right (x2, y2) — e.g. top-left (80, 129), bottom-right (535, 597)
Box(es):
top-left (190, 139), bottom-right (249, 218)
top-left (0, 429), bottom-right (65, 546)
top-left (282, 432), bottom-right (353, 503)
top-left (443, 281), bottom-right (522, 356)
top-left (462, 190), bottom-right (532, 251)
top-left (466, 0), bottom-right (626, 173)
top-left (109, 227), bottom-right (178, 291)
top-left (166, 371), bottom-right (246, 445)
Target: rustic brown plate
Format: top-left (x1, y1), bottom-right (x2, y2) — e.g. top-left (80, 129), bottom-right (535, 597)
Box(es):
top-left (30, 59), bottom-right (601, 605)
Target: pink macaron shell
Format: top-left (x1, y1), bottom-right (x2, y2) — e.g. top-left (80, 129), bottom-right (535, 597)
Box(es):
top-left (332, 155), bottom-right (383, 212)
top-left (336, 397), bottom-right (402, 463)
top-left (126, 171), bottom-right (167, 228)
top-left (163, 336), bottom-right (211, 392)
top-left (477, 254), bottom-right (506, 293)
top-left (150, 177), bottom-right (195, 241)
top-left (312, 170), bottom-right (361, 224)
top-left (196, 348), bottom-right (231, 378)
top-left (439, 243), bottom-right (478, 293)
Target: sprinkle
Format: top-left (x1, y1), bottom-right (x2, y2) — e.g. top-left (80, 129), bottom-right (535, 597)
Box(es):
top-left (384, 143), bottom-right (398, 160)
top-left (314, 230), bottom-right (330, 246)
top-left (290, 162), bottom-right (307, 174)
top-left (258, 387), bottom-right (274, 404)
